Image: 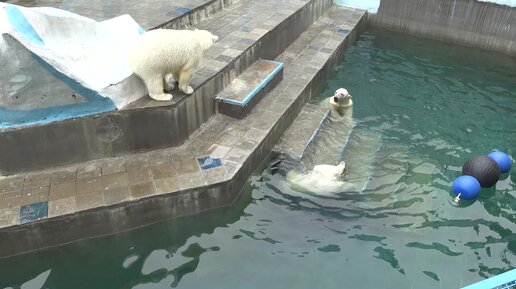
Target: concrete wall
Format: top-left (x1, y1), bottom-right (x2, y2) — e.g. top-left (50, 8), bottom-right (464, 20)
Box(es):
top-left (367, 0), bottom-right (516, 57)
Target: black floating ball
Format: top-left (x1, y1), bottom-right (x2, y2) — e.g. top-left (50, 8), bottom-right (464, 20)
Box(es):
top-left (462, 155), bottom-right (500, 188)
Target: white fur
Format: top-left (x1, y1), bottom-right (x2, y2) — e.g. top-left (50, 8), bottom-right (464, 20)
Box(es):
top-left (329, 88), bottom-right (353, 108)
top-left (286, 88), bottom-right (357, 195)
top-left (129, 29), bottom-right (218, 101)
top-left (286, 161), bottom-right (355, 195)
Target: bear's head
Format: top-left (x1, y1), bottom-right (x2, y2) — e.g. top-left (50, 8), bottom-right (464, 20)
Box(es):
top-left (331, 88), bottom-right (352, 108)
top-left (194, 29), bottom-right (219, 51)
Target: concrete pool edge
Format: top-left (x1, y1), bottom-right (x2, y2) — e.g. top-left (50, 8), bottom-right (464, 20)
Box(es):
top-left (0, 5), bottom-right (367, 258)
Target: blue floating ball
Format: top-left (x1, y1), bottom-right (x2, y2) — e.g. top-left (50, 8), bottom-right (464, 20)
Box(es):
top-left (488, 151), bottom-right (512, 174)
top-left (452, 175), bottom-right (481, 200)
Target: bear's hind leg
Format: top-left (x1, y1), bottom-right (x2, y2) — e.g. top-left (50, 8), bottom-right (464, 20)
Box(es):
top-left (172, 71), bottom-right (180, 83)
top-left (163, 74), bottom-right (176, 91)
top-left (178, 67), bottom-right (194, 95)
top-left (143, 74), bottom-right (173, 101)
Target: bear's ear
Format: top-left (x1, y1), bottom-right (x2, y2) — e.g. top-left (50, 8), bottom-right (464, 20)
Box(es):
top-left (194, 28), bottom-right (199, 31)
top-left (212, 35), bottom-right (219, 42)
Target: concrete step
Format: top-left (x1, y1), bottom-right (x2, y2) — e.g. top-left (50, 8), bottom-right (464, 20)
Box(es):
top-left (341, 127), bottom-right (382, 192)
top-left (0, 0), bottom-right (334, 175)
top-left (273, 104), bottom-right (330, 160)
top-left (300, 108), bottom-right (355, 169)
top-left (216, 60), bottom-right (284, 119)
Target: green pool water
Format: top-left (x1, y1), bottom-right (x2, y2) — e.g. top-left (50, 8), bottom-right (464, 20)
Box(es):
top-left (1, 28), bottom-right (515, 289)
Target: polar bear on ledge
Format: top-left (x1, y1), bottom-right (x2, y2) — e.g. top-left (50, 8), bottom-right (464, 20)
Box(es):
top-left (129, 29), bottom-right (219, 101)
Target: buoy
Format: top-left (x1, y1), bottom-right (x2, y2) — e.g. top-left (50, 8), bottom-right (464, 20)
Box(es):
top-left (452, 175), bottom-right (481, 202)
top-left (451, 152), bottom-right (512, 203)
top-left (487, 151), bottom-right (512, 174)
top-left (462, 155), bottom-right (500, 188)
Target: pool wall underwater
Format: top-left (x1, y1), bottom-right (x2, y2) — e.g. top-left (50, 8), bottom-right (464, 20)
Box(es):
top-left (366, 0), bottom-right (516, 57)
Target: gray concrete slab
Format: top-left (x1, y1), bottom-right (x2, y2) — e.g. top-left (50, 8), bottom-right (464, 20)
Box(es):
top-left (217, 60), bottom-right (284, 118)
top-left (274, 104), bottom-right (330, 160)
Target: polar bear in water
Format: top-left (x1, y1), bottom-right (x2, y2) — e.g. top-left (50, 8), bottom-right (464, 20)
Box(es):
top-left (330, 88), bottom-right (353, 109)
top-left (286, 161), bottom-right (355, 195)
top-left (285, 88), bottom-right (356, 195)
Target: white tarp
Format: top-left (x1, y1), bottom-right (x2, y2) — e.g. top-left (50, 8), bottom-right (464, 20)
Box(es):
top-left (0, 3), bottom-right (146, 110)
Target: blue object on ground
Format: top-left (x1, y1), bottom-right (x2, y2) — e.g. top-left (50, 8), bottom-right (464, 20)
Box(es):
top-left (197, 156), bottom-right (222, 170)
top-left (19, 201), bottom-right (49, 224)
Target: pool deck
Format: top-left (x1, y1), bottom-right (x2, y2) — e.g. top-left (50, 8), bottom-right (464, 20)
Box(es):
top-left (0, 0), bottom-right (366, 257)
top-left (5, 0), bottom-right (236, 30)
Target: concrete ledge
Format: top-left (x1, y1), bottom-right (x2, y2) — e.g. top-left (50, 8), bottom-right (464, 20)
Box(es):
top-left (217, 60), bottom-right (284, 118)
top-left (5, 0), bottom-right (242, 31)
top-left (159, 0), bottom-right (241, 30)
top-left (273, 104), bottom-right (330, 160)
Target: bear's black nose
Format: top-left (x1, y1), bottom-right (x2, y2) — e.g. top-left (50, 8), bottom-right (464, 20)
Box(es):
top-left (333, 96), bottom-right (339, 103)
